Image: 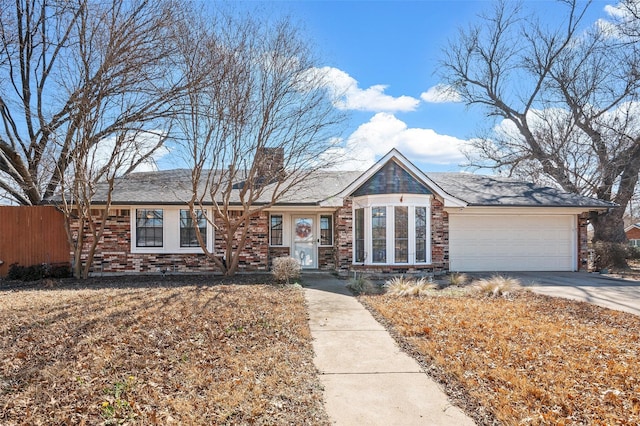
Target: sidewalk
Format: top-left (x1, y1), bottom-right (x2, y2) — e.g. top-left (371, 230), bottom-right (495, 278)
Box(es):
top-left (303, 274), bottom-right (475, 426)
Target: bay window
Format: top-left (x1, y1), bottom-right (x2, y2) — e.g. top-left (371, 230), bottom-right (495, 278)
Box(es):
top-left (353, 196), bottom-right (431, 265)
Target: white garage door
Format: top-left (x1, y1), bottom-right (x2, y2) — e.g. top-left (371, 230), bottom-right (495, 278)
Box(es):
top-left (449, 215), bottom-right (576, 272)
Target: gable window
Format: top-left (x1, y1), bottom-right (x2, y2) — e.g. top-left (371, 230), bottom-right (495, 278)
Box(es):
top-left (136, 209), bottom-right (163, 247)
top-left (270, 214), bottom-right (283, 246)
top-left (320, 215), bottom-right (333, 246)
top-left (372, 207), bottom-right (387, 263)
top-left (180, 210), bottom-right (206, 247)
top-left (631, 239), bottom-right (640, 248)
top-left (355, 208), bottom-right (365, 262)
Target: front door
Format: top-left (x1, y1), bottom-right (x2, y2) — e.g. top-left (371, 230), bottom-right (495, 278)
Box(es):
top-left (293, 216), bottom-right (317, 268)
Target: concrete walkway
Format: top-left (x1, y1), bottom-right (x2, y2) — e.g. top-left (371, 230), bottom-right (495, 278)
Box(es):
top-left (303, 274), bottom-right (475, 426)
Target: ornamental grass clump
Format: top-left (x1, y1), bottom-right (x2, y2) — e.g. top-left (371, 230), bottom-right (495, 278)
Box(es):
top-left (271, 257), bottom-right (301, 285)
top-left (448, 272), bottom-right (469, 287)
top-left (384, 276), bottom-right (437, 296)
top-left (473, 275), bottom-right (522, 297)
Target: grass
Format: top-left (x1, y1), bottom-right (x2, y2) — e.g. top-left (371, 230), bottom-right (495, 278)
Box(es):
top-left (0, 280), bottom-right (328, 425)
top-left (362, 289), bottom-right (640, 425)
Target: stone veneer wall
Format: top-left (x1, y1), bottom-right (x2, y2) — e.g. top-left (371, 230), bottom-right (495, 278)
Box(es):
top-left (73, 209), bottom-right (273, 274)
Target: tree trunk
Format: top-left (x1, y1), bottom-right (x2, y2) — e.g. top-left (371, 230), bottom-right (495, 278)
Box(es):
top-left (590, 208), bottom-right (626, 243)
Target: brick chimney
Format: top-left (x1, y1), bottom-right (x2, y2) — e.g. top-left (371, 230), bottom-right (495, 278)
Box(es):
top-left (254, 147), bottom-right (285, 183)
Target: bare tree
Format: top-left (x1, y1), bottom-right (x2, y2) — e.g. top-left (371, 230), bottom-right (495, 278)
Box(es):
top-left (441, 0), bottom-right (640, 243)
top-left (174, 12), bottom-right (344, 276)
top-left (0, 0), bottom-right (188, 206)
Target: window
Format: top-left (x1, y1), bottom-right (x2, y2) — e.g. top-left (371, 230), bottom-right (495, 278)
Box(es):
top-left (136, 209), bottom-right (163, 247)
top-left (355, 208), bottom-right (365, 262)
top-left (372, 207), bottom-right (386, 263)
top-left (353, 198), bottom-right (431, 265)
top-left (631, 239), bottom-right (640, 247)
top-left (270, 214), bottom-right (283, 246)
top-left (180, 210), bottom-right (206, 247)
top-left (394, 206), bottom-right (408, 263)
top-left (415, 206), bottom-right (427, 263)
top-left (320, 215), bottom-right (333, 245)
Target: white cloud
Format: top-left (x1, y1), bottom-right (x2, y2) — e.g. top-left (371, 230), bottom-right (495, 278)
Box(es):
top-left (311, 66), bottom-right (420, 112)
top-left (420, 84), bottom-right (462, 103)
top-left (90, 130), bottom-right (169, 175)
top-left (326, 113), bottom-right (469, 170)
top-left (597, 1), bottom-right (640, 39)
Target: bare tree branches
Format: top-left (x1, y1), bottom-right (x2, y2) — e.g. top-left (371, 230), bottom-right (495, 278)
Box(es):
top-left (173, 11), bottom-right (344, 275)
top-left (0, 0), bottom-right (187, 205)
top-left (441, 0), bottom-right (640, 242)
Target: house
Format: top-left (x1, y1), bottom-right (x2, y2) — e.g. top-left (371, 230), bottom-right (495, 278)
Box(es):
top-left (625, 224), bottom-right (640, 247)
top-left (69, 149), bottom-right (614, 275)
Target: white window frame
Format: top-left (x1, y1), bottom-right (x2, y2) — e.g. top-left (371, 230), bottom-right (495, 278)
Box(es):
top-left (352, 194), bottom-right (432, 265)
top-left (130, 206), bottom-right (214, 254)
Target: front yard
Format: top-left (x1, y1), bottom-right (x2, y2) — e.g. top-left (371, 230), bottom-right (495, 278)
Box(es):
top-left (362, 288), bottom-right (640, 425)
top-left (0, 278), bottom-right (328, 425)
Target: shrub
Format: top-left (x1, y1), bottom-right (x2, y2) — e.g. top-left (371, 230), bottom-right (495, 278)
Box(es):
top-left (271, 257), bottom-right (301, 284)
top-left (384, 276), bottom-right (437, 297)
top-left (347, 276), bottom-right (380, 295)
top-left (473, 275), bottom-right (521, 297)
top-left (6, 263), bottom-right (71, 281)
top-left (592, 241), bottom-right (631, 270)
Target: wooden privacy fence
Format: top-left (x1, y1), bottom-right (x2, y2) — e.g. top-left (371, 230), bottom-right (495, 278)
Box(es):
top-left (0, 206), bottom-right (70, 277)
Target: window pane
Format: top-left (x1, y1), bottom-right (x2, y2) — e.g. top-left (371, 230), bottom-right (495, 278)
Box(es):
top-left (395, 206), bottom-right (408, 263)
top-left (372, 207), bottom-right (386, 263)
top-left (320, 215), bottom-right (333, 245)
top-left (415, 206), bottom-right (427, 263)
top-left (355, 208), bottom-right (365, 262)
top-left (180, 210), bottom-right (206, 247)
top-left (270, 215), bottom-right (283, 246)
top-left (136, 209), bottom-right (163, 247)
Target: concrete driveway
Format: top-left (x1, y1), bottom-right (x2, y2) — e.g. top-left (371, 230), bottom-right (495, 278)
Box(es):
top-left (501, 272), bottom-right (640, 316)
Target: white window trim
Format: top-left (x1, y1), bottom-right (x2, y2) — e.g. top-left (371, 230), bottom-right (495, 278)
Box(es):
top-left (130, 206), bottom-right (214, 254)
top-left (352, 194), bottom-right (432, 265)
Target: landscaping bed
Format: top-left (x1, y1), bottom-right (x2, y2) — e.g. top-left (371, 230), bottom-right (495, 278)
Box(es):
top-left (361, 288), bottom-right (640, 425)
top-left (0, 277), bottom-right (328, 425)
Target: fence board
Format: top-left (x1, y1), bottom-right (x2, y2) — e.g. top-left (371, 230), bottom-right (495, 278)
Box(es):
top-left (0, 206), bottom-right (70, 277)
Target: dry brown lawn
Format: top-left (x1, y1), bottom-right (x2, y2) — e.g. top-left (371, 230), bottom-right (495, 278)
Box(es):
top-left (0, 279), bottom-right (328, 425)
top-left (362, 290), bottom-right (640, 425)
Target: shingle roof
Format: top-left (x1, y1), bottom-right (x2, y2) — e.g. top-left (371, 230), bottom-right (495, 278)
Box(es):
top-left (426, 172), bottom-right (615, 208)
top-left (83, 167), bottom-right (613, 209)
top-left (89, 169), bottom-right (362, 205)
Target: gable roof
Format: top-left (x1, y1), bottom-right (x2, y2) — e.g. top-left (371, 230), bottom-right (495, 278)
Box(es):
top-left (68, 148), bottom-right (614, 210)
top-left (624, 223), bottom-right (640, 233)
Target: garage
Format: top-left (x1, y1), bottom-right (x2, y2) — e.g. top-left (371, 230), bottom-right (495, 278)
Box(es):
top-left (448, 214), bottom-right (576, 272)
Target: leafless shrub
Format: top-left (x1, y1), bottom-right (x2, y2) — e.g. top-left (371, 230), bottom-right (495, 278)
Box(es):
top-left (347, 276), bottom-right (380, 295)
top-left (271, 257), bottom-right (301, 284)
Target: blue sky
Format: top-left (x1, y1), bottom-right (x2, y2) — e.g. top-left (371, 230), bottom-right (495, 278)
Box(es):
top-left (236, 0), bottom-right (616, 172)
